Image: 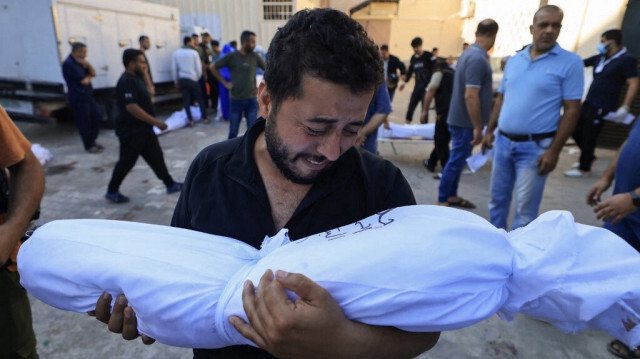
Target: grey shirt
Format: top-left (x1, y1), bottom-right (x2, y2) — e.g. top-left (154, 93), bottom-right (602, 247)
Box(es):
top-left (447, 44), bottom-right (493, 128)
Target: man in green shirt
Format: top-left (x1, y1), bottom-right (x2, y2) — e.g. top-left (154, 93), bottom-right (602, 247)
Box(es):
top-left (211, 30), bottom-right (266, 138)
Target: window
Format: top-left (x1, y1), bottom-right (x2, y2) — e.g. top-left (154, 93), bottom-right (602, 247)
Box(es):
top-left (263, 0), bottom-right (293, 20)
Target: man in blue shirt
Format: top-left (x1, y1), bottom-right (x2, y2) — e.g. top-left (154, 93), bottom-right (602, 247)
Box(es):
top-left (564, 29), bottom-right (639, 177)
top-left (437, 19), bottom-right (498, 209)
top-left (483, 5), bottom-right (583, 230)
top-left (355, 85), bottom-right (392, 154)
top-left (62, 42), bottom-right (103, 153)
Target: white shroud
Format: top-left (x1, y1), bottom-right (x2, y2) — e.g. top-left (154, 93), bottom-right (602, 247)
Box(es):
top-left (17, 206), bottom-right (640, 349)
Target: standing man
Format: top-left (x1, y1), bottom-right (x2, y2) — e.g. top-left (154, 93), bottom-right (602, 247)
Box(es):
top-left (93, 9), bottom-right (440, 359)
top-left (208, 40), bottom-right (221, 117)
top-left (380, 44), bottom-right (406, 102)
top-left (355, 85), bottom-right (392, 154)
top-left (211, 30), bottom-right (266, 139)
top-left (105, 49), bottom-right (182, 203)
top-left (138, 35), bottom-right (155, 97)
top-left (483, 5), bottom-right (583, 230)
top-left (586, 119), bottom-right (640, 358)
top-left (437, 19), bottom-right (498, 208)
top-left (172, 36), bottom-right (208, 127)
top-left (0, 105), bottom-right (45, 359)
top-left (193, 33), bottom-right (211, 114)
top-left (62, 42), bottom-right (103, 153)
top-left (420, 60), bottom-right (455, 175)
top-left (565, 29), bottom-right (639, 178)
top-left (399, 37), bottom-right (434, 124)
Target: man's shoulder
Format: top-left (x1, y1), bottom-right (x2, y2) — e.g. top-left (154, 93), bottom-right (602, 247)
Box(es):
top-left (189, 137), bottom-right (244, 174)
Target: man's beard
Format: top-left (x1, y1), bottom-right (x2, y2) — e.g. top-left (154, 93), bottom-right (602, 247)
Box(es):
top-left (264, 112), bottom-right (329, 185)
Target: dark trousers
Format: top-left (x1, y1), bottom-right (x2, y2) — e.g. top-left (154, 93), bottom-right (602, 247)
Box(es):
top-left (107, 131), bottom-right (174, 193)
top-left (178, 78), bottom-right (207, 122)
top-left (198, 75), bottom-right (209, 109)
top-left (69, 95), bottom-right (102, 150)
top-left (427, 112), bottom-right (451, 169)
top-left (388, 86), bottom-right (397, 102)
top-left (571, 101), bottom-right (604, 172)
top-left (0, 270), bottom-right (38, 359)
top-left (207, 71), bottom-right (219, 112)
top-left (405, 86), bottom-right (426, 123)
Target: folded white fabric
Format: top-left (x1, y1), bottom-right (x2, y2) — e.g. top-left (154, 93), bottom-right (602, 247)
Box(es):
top-left (17, 206), bottom-right (640, 349)
top-left (377, 123), bottom-right (435, 139)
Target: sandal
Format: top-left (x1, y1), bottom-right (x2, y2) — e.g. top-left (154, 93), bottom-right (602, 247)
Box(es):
top-left (448, 198), bottom-right (476, 209)
top-left (607, 339), bottom-right (640, 358)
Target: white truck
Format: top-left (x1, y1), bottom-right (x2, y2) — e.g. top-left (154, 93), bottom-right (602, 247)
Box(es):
top-left (0, 0), bottom-right (181, 123)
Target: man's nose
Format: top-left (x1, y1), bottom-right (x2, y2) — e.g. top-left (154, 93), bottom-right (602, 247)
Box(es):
top-left (316, 132), bottom-right (342, 162)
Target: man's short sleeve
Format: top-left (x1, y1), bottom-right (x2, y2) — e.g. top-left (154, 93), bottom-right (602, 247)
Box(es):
top-left (498, 71), bottom-right (507, 94)
top-left (62, 60), bottom-right (86, 82)
top-left (0, 106), bottom-right (31, 168)
top-left (428, 71), bottom-right (443, 89)
top-left (562, 56), bottom-right (585, 100)
top-left (583, 55), bottom-right (599, 68)
top-left (372, 86), bottom-right (392, 115)
top-left (623, 56), bottom-right (639, 80)
top-left (214, 54), bottom-right (230, 69)
top-left (256, 54), bottom-right (266, 70)
top-left (118, 76), bottom-right (139, 106)
top-left (463, 56), bottom-right (487, 88)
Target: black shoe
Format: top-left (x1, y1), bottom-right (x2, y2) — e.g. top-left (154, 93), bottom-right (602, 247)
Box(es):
top-left (86, 145), bottom-right (103, 154)
top-left (105, 191), bottom-right (130, 203)
top-left (166, 182), bottom-right (183, 194)
top-left (422, 159), bottom-right (436, 173)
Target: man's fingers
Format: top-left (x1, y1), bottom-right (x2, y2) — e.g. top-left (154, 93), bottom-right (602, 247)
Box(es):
top-left (229, 316), bottom-right (264, 348)
top-left (141, 335), bottom-right (156, 345)
top-left (122, 306), bottom-right (140, 340)
top-left (107, 294), bottom-right (127, 333)
top-left (94, 292), bottom-right (112, 324)
top-left (275, 270), bottom-right (326, 303)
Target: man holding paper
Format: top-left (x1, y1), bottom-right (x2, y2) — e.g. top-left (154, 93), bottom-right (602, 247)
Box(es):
top-left (565, 29), bottom-right (638, 178)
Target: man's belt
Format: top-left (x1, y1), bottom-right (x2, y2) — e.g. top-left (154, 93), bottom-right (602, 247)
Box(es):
top-left (498, 130), bottom-right (556, 142)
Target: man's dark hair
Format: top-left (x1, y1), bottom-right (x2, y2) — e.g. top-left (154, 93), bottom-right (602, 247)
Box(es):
top-left (211, 40), bottom-right (220, 47)
top-left (380, 44), bottom-right (389, 51)
top-left (476, 19), bottom-right (499, 37)
top-left (191, 33), bottom-right (199, 38)
top-left (71, 42), bottom-right (86, 52)
top-left (264, 8), bottom-right (383, 113)
top-left (201, 32), bottom-right (210, 38)
top-left (411, 37), bottom-right (422, 48)
top-left (139, 35), bottom-right (149, 43)
top-left (602, 29), bottom-right (622, 46)
top-left (229, 40), bottom-right (237, 48)
top-left (533, 5), bottom-right (563, 23)
top-left (122, 48), bottom-right (143, 67)
top-left (240, 30), bottom-right (256, 44)
top-left (183, 36), bottom-right (192, 46)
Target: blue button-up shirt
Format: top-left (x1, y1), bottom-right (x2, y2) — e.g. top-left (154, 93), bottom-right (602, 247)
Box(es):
top-left (498, 43), bottom-right (583, 134)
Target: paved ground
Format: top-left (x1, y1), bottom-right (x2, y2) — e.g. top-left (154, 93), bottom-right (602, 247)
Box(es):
top-left (14, 82), bottom-right (620, 359)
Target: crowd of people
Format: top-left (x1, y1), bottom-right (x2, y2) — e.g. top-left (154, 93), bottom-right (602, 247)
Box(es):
top-left (2, 4), bottom-right (640, 359)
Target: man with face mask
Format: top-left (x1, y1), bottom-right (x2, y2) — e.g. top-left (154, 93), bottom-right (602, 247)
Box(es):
top-left (564, 29), bottom-right (639, 178)
top-left (483, 5), bottom-right (583, 230)
top-left (104, 49), bottom-right (182, 203)
top-left (211, 30), bottom-right (266, 139)
top-left (92, 9), bottom-right (440, 359)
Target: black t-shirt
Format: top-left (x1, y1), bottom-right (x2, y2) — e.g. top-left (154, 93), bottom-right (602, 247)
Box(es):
top-left (406, 52), bottom-right (435, 88)
top-left (115, 72), bottom-right (154, 138)
top-left (171, 118), bottom-right (416, 358)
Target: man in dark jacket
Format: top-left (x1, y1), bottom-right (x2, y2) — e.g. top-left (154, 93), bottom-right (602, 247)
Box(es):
top-left (380, 44), bottom-right (406, 102)
top-left (399, 37), bottom-right (434, 123)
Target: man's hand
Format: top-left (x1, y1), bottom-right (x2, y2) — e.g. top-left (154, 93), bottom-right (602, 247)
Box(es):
top-left (80, 77), bottom-right (91, 85)
top-left (470, 127), bottom-right (483, 146)
top-left (354, 131), bottom-right (367, 147)
top-left (535, 149), bottom-right (559, 175)
top-left (613, 105), bottom-right (630, 123)
top-left (586, 178), bottom-right (612, 206)
top-left (224, 81), bottom-right (233, 90)
top-left (481, 131), bottom-right (494, 151)
top-left (89, 292), bottom-right (156, 345)
top-left (398, 83), bottom-right (405, 92)
top-left (594, 193), bottom-right (638, 225)
top-left (155, 120), bottom-right (168, 131)
top-left (230, 270), bottom-right (352, 359)
top-left (76, 58), bottom-right (91, 67)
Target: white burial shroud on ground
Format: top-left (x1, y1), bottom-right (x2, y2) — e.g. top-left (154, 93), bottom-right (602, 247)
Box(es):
top-left (17, 205), bottom-right (640, 349)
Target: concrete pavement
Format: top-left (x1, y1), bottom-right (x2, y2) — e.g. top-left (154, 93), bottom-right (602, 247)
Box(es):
top-left (14, 83), bottom-right (621, 358)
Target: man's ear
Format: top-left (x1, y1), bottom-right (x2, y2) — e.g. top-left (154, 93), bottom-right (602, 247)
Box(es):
top-left (257, 81), bottom-right (271, 118)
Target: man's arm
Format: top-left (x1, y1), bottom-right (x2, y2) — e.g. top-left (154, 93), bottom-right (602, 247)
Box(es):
top-left (355, 113), bottom-right (388, 146)
top-left (482, 93), bottom-right (504, 149)
top-left (209, 63), bottom-right (232, 90)
top-left (231, 269), bottom-right (439, 359)
top-left (535, 99), bottom-right (580, 175)
top-left (622, 77), bottom-right (639, 111)
top-left (464, 86), bottom-right (483, 145)
top-left (0, 150), bottom-right (44, 264)
top-left (586, 139), bottom-right (626, 206)
top-left (143, 70), bottom-right (155, 97)
top-left (420, 85), bottom-right (437, 124)
top-left (125, 104), bottom-right (167, 130)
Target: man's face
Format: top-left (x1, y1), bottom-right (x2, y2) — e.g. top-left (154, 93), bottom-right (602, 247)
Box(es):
top-left (134, 54), bottom-right (147, 77)
top-left (413, 45), bottom-right (422, 55)
top-left (140, 38), bottom-right (151, 51)
top-left (261, 76), bottom-right (373, 184)
top-left (380, 49), bottom-right (389, 60)
top-left (530, 10), bottom-right (562, 53)
top-left (74, 47), bottom-right (87, 59)
top-left (242, 35), bottom-right (256, 53)
top-left (192, 36), bottom-right (199, 46)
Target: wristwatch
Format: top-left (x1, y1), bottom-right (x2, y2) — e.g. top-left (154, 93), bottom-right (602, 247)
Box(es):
top-left (630, 190), bottom-right (640, 208)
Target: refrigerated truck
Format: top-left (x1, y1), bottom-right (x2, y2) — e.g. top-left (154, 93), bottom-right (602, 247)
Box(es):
top-left (0, 0), bottom-right (181, 123)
